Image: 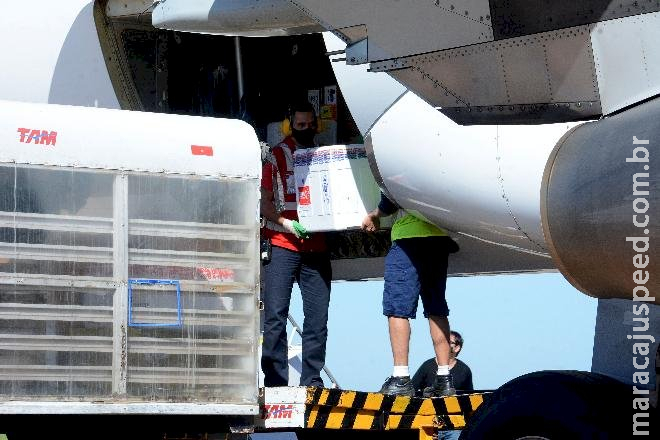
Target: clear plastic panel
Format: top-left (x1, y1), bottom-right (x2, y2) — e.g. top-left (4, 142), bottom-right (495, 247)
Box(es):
top-left (0, 165), bottom-right (259, 404)
top-left (126, 174), bottom-right (258, 403)
top-left (0, 164), bottom-right (115, 398)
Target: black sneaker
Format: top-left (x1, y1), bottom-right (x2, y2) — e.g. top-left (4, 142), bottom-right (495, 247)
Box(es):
top-left (422, 374), bottom-right (456, 397)
top-left (379, 376), bottom-right (415, 396)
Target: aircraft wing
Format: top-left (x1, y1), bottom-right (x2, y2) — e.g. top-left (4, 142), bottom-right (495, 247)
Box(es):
top-left (289, 0), bottom-right (660, 125)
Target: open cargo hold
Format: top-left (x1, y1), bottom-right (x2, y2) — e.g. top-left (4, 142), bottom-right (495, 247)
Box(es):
top-left (0, 100), bottom-right (261, 414)
top-left (96, 5), bottom-right (392, 280)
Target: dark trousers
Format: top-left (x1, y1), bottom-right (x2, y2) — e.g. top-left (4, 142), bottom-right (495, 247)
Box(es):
top-left (261, 245), bottom-right (332, 386)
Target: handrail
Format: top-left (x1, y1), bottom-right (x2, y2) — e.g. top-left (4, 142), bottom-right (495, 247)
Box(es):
top-left (287, 313), bottom-right (340, 389)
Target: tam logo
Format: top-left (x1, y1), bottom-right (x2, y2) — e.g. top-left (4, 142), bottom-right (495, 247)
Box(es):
top-left (17, 128), bottom-right (57, 146)
top-left (264, 404), bottom-right (294, 419)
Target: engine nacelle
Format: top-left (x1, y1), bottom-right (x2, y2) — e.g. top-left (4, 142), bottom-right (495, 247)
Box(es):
top-left (364, 92), bottom-right (578, 275)
top-left (151, 0), bottom-right (323, 36)
top-left (541, 98), bottom-right (660, 304)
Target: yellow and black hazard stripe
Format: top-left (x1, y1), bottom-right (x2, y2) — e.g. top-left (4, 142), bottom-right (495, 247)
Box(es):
top-left (304, 387), bottom-right (490, 430)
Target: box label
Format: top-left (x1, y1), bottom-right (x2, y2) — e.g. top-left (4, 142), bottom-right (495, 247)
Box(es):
top-left (298, 186), bottom-right (311, 205)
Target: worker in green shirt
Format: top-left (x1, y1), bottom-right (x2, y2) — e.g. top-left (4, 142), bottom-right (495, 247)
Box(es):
top-left (362, 192), bottom-right (459, 397)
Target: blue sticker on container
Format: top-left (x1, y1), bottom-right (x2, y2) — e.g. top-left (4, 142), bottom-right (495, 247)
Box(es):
top-left (128, 279), bottom-right (182, 328)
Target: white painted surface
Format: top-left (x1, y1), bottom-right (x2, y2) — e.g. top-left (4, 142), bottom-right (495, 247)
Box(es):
top-left (111, 175), bottom-right (129, 395)
top-left (263, 386), bottom-right (308, 403)
top-left (495, 122), bottom-right (577, 250)
top-left (0, 100), bottom-right (261, 179)
top-left (106, 0), bottom-right (153, 17)
top-left (0, 401), bottom-right (258, 415)
top-left (372, 25), bottom-right (599, 114)
top-left (592, 11), bottom-right (660, 115)
top-left (153, 0), bottom-right (322, 36)
top-left (323, 32), bottom-right (406, 135)
top-left (0, 1), bottom-right (119, 108)
top-left (293, 0), bottom-right (494, 60)
top-left (258, 386), bottom-right (307, 429)
top-left (368, 92), bottom-right (577, 253)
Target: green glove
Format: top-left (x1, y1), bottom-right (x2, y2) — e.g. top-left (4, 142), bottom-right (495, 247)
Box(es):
top-left (283, 219), bottom-right (310, 239)
top-left (292, 220), bottom-right (310, 239)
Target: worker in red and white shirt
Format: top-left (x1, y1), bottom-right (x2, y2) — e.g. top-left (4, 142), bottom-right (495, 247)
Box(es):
top-left (260, 100), bottom-right (331, 387)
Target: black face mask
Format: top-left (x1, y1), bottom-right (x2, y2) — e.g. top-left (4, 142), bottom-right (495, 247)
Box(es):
top-left (292, 128), bottom-right (316, 147)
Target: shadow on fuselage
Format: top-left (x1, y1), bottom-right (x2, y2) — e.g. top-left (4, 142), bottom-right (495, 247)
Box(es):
top-left (48, 2), bottom-right (119, 108)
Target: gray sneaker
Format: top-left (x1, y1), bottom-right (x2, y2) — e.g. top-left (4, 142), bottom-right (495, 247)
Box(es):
top-left (379, 376), bottom-right (415, 396)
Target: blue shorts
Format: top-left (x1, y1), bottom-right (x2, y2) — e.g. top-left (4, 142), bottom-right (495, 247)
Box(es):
top-left (383, 237), bottom-right (450, 319)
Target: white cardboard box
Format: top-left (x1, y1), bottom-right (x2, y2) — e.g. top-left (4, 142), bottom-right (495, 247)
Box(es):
top-left (294, 144), bottom-right (384, 232)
